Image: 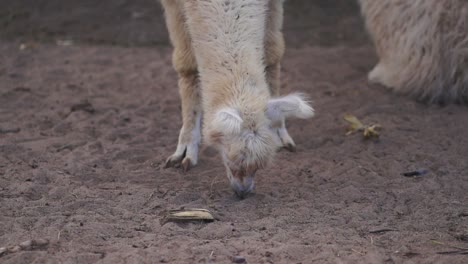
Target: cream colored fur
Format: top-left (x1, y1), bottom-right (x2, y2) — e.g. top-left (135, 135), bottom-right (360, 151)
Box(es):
top-left (161, 0), bottom-right (314, 197)
top-left (359, 0), bottom-right (468, 104)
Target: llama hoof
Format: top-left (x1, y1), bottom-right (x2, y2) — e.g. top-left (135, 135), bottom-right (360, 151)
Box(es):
top-left (277, 126), bottom-right (296, 152)
top-left (164, 154), bottom-right (183, 168)
top-left (368, 64), bottom-right (383, 84)
top-left (368, 63), bottom-right (395, 89)
top-left (181, 157), bottom-right (194, 172)
top-left (165, 144), bottom-right (199, 171)
top-left (166, 114), bottom-right (202, 171)
top-left (165, 154), bottom-right (196, 171)
top-left (283, 142), bottom-right (296, 152)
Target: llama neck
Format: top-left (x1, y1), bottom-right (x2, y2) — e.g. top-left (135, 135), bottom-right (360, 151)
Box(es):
top-left (183, 0), bottom-right (270, 110)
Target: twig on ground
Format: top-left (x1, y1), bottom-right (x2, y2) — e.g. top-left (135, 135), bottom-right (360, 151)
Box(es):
top-left (430, 239), bottom-right (468, 255)
top-left (369, 228), bottom-right (397, 234)
top-left (208, 175), bottom-right (219, 199)
top-left (437, 250), bottom-right (468, 255)
top-left (351, 249), bottom-right (365, 256)
top-left (144, 190), bottom-right (157, 205)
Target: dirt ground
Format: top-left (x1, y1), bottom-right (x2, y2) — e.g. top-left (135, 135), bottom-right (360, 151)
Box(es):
top-left (1, 0), bottom-right (467, 263)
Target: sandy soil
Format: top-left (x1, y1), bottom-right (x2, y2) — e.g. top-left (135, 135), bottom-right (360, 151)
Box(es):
top-left (1, 1), bottom-right (467, 263)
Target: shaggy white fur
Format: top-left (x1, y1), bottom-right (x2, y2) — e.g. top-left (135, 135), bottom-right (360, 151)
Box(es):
top-left (360, 0), bottom-right (468, 104)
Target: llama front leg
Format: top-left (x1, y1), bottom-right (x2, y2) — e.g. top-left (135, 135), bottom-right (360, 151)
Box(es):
top-left (162, 0), bottom-right (202, 171)
top-left (265, 0), bottom-right (296, 152)
top-left (165, 74), bottom-right (202, 171)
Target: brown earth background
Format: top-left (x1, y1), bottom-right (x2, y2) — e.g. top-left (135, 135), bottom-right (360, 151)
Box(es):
top-left (0, 0), bottom-right (467, 263)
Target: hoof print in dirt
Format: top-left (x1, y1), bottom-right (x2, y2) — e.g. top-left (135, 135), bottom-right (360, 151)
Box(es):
top-left (70, 100), bottom-right (95, 114)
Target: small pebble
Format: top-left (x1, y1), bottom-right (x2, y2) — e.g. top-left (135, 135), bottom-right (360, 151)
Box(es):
top-left (233, 256), bottom-right (246, 263)
top-left (402, 169), bottom-right (428, 177)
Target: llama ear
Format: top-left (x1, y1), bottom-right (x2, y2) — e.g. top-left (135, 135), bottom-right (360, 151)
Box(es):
top-left (213, 108), bottom-right (243, 135)
top-left (266, 93), bottom-right (315, 122)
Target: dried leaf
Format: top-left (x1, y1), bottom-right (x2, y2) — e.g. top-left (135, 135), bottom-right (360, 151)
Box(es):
top-left (166, 208), bottom-right (214, 222)
top-left (343, 113), bottom-right (364, 132)
top-left (363, 124), bottom-right (381, 138)
top-left (343, 114), bottom-right (381, 138)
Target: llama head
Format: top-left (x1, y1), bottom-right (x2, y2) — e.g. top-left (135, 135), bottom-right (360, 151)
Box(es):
top-left (207, 93), bottom-right (314, 198)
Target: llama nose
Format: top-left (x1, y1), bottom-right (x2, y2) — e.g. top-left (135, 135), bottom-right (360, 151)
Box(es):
top-left (231, 175), bottom-right (255, 199)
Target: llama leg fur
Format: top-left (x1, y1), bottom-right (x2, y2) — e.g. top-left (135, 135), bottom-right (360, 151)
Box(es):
top-left (162, 0), bottom-right (202, 171)
top-left (265, 0), bottom-right (296, 151)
